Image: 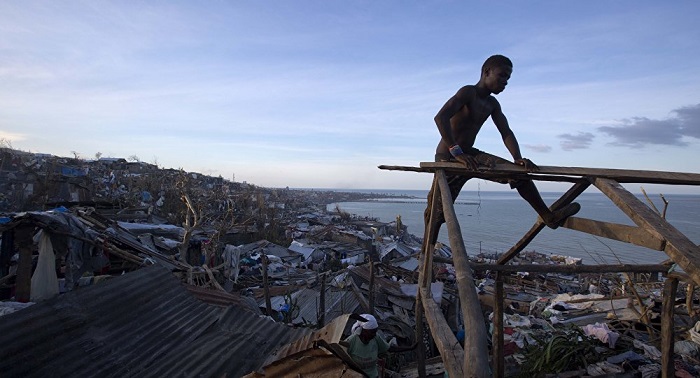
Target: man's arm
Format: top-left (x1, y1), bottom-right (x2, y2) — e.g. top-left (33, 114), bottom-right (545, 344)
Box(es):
top-left (491, 99), bottom-right (538, 171)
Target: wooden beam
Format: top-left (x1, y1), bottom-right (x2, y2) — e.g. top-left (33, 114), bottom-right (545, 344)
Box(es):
top-left (561, 217), bottom-right (666, 251)
top-left (14, 227), bottom-right (34, 303)
top-left (349, 280), bottom-right (370, 313)
top-left (203, 264), bottom-right (225, 291)
top-left (415, 176), bottom-right (440, 378)
top-left (421, 287), bottom-right (465, 378)
top-left (497, 181), bottom-right (589, 264)
top-left (493, 273), bottom-right (504, 378)
top-left (434, 256), bottom-right (668, 274)
top-left (436, 170), bottom-right (490, 377)
top-left (594, 178), bottom-right (700, 286)
top-left (420, 177), bottom-right (440, 288)
top-left (262, 253), bottom-right (272, 315)
top-left (416, 162), bottom-right (700, 186)
top-left (369, 260), bottom-right (375, 315)
top-left (318, 272), bottom-right (326, 327)
top-left (661, 278), bottom-right (678, 378)
top-left (472, 263), bottom-right (668, 274)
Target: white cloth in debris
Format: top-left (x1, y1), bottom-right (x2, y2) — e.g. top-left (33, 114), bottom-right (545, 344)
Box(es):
top-left (689, 320), bottom-right (700, 345)
top-left (582, 322), bottom-right (619, 348)
top-left (30, 230), bottom-right (59, 302)
top-left (352, 314), bottom-right (379, 334)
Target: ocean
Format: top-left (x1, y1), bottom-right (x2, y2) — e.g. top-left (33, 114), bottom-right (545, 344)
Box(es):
top-left (328, 189), bottom-right (700, 265)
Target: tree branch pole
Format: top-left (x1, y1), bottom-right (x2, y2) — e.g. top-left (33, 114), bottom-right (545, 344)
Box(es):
top-left (262, 249), bottom-right (272, 316)
top-left (436, 170), bottom-right (490, 377)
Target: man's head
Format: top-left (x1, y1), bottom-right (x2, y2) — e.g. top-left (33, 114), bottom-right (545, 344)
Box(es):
top-left (481, 55), bottom-right (512, 74)
top-left (359, 327), bottom-right (378, 344)
top-left (480, 54), bottom-right (512, 94)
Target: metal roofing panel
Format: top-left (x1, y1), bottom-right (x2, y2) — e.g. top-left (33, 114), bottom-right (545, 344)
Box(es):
top-left (0, 265), bottom-right (311, 378)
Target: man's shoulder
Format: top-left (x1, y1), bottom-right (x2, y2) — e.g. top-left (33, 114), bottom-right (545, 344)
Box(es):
top-left (456, 84), bottom-right (477, 93)
top-left (486, 94), bottom-right (501, 108)
top-left (450, 85), bottom-right (477, 103)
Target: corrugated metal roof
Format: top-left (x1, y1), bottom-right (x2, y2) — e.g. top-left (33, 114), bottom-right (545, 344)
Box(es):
top-left (185, 284), bottom-right (262, 312)
top-left (0, 265), bottom-right (311, 378)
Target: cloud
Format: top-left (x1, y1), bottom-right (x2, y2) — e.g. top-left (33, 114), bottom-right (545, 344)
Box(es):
top-left (675, 104), bottom-right (700, 138)
top-left (524, 144), bottom-right (552, 153)
top-left (597, 104), bottom-right (700, 147)
top-left (0, 130), bottom-right (26, 143)
top-left (558, 132), bottom-right (595, 151)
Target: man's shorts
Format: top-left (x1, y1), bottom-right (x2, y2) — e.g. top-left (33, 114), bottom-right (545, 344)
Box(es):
top-left (424, 147), bottom-right (528, 243)
top-left (434, 147), bottom-right (523, 189)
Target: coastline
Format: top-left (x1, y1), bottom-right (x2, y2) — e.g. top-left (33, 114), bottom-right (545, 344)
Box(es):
top-left (329, 191), bottom-right (700, 265)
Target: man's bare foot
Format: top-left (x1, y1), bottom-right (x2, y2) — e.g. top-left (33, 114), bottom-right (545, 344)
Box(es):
top-left (542, 202), bottom-right (581, 229)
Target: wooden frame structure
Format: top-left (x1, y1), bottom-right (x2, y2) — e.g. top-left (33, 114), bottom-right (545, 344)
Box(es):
top-left (379, 162), bottom-right (700, 378)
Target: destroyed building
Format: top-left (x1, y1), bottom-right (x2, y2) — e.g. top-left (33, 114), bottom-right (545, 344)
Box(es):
top-left (3, 147), bottom-right (700, 377)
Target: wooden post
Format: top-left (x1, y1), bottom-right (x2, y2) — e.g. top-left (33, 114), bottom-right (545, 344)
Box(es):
top-left (493, 272), bottom-right (504, 378)
top-left (318, 272), bottom-right (326, 327)
top-left (1, 230), bottom-right (14, 278)
top-left (436, 170), bottom-right (490, 377)
top-left (262, 250), bottom-right (272, 316)
top-left (14, 227), bottom-right (34, 303)
top-left (421, 287), bottom-right (465, 377)
top-left (687, 283), bottom-right (695, 317)
top-left (661, 277), bottom-right (678, 378)
top-left (415, 177), bottom-right (441, 378)
top-left (369, 259), bottom-right (375, 315)
top-left (414, 262), bottom-right (426, 378)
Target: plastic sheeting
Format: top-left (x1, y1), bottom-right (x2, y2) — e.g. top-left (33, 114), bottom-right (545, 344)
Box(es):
top-left (30, 230), bottom-right (59, 301)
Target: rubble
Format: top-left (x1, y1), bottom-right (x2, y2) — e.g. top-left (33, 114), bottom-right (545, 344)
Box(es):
top-left (2, 147), bottom-right (700, 377)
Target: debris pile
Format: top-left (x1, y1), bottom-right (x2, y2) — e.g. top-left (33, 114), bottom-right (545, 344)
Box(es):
top-left (2, 147), bottom-right (700, 377)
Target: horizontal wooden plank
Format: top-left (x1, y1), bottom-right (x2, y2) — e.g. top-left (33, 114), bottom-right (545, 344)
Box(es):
top-left (472, 263), bottom-right (668, 274)
top-left (378, 162), bottom-right (700, 186)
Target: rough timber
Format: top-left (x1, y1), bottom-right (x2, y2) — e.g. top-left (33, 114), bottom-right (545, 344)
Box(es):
top-left (379, 162), bottom-right (700, 378)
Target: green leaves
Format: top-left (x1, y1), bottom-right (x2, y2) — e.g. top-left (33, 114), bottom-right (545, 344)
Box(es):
top-left (518, 328), bottom-right (598, 377)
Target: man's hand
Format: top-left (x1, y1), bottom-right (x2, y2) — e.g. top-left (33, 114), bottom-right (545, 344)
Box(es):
top-left (455, 154), bottom-right (479, 170)
top-left (515, 158), bottom-right (539, 172)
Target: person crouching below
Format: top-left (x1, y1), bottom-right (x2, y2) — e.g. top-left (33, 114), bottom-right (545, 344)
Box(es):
top-left (342, 314), bottom-right (416, 378)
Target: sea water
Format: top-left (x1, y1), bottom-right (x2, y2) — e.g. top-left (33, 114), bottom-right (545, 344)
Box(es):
top-left (328, 190), bottom-right (700, 265)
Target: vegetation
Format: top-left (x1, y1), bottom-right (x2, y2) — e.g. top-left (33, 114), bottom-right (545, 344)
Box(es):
top-left (517, 326), bottom-right (600, 377)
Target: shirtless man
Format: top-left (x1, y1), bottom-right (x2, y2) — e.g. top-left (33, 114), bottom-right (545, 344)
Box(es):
top-left (425, 54), bottom-right (580, 246)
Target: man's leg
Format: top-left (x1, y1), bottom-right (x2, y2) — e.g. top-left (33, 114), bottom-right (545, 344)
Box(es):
top-left (516, 180), bottom-right (580, 229)
top-left (423, 174), bottom-right (469, 246)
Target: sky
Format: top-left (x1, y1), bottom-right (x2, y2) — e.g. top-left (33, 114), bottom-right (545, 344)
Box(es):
top-left (1, 1), bottom-right (700, 194)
